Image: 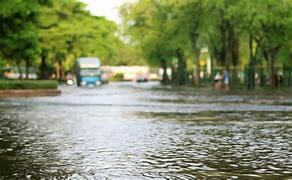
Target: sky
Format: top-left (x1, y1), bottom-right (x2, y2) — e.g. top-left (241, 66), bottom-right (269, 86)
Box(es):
top-left (79, 0), bottom-right (134, 23)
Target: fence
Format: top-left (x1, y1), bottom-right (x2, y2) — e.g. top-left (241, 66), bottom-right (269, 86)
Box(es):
top-left (190, 66), bottom-right (292, 88)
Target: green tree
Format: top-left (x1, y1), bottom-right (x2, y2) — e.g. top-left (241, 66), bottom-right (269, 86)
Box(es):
top-left (230, 0), bottom-right (292, 87)
top-left (37, 0), bottom-right (123, 80)
top-left (120, 0), bottom-right (172, 84)
top-left (0, 0), bottom-right (45, 79)
top-left (121, 0), bottom-right (198, 85)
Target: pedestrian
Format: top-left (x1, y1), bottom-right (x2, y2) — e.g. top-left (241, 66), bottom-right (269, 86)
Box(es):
top-left (214, 72), bottom-right (222, 91)
top-left (223, 70), bottom-right (230, 91)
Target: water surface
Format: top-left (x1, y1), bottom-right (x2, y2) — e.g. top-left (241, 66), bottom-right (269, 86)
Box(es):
top-left (0, 82), bottom-right (291, 179)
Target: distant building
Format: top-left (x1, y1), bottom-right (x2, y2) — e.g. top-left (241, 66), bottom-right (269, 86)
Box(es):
top-left (101, 66), bottom-right (160, 81)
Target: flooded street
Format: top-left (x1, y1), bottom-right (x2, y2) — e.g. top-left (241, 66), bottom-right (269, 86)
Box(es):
top-left (0, 82), bottom-right (291, 179)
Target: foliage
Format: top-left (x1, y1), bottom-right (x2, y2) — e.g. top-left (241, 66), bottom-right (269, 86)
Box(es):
top-left (1, 0), bottom-right (292, 88)
top-left (0, 0), bottom-right (129, 81)
top-left (228, 0), bottom-right (292, 87)
top-left (110, 73), bottom-right (124, 81)
top-left (37, 0), bottom-right (125, 78)
top-left (121, 0), bottom-right (292, 87)
top-left (0, 0), bottom-right (42, 66)
top-left (120, 0), bottom-right (200, 84)
top-left (115, 45), bottom-right (146, 66)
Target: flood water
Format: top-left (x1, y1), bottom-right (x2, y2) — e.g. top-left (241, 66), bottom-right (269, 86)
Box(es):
top-left (0, 82), bottom-right (291, 179)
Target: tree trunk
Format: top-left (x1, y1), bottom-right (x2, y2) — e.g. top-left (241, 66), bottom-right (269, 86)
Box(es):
top-left (16, 59), bottom-right (23, 80)
top-left (269, 60), bottom-right (277, 87)
top-left (218, 11), bottom-right (228, 66)
top-left (231, 37), bottom-right (239, 67)
top-left (40, 54), bottom-right (48, 80)
top-left (264, 47), bottom-right (281, 87)
top-left (189, 24), bottom-right (200, 86)
top-left (56, 60), bottom-right (64, 81)
top-left (176, 48), bottom-right (187, 85)
top-left (161, 59), bottom-right (169, 85)
top-left (247, 34), bottom-right (256, 89)
top-left (228, 27), bottom-right (240, 83)
top-left (25, 59), bottom-right (30, 80)
top-left (170, 64), bottom-right (176, 83)
top-left (219, 30), bottom-right (227, 66)
top-left (194, 48), bottom-right (201, 86)
top-left (267, 52), bottom-right (279, 87)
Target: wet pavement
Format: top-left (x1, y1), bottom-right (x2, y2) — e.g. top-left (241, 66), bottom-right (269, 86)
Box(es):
top-left (0, 82), bottom-right (291, 179)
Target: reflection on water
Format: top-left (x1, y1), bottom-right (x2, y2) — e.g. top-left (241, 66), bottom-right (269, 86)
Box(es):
top-left (136, 111), bottom-right (292, 179)
top-left (0, 82), bottom-right (291, 179)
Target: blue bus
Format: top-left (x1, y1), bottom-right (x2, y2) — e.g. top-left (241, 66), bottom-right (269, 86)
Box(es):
top-left (75, 57), bottom-right (102, 87)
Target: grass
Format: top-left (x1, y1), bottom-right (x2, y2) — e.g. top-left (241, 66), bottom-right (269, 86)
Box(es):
top-left (0, 80), bottom-right (58, 90)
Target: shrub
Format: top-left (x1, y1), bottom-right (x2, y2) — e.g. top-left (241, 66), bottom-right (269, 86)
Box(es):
top-left (111, 73), bottom-right (124, 81)
top-left (0, 80), bottom-right (58, 90)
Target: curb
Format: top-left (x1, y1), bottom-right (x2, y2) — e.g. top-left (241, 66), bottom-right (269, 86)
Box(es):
top-left (0, 89), bottom-right (61, 98)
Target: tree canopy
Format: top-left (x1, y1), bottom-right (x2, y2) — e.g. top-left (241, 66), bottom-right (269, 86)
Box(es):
top-left (1, 0), bottom-right (292, 88)
top-left (121, 0), bottom-right (292, 87)
top-left (0, 0), bottom-right (129, 80)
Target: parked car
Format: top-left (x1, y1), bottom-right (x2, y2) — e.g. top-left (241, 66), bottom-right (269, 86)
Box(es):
top-left (136, 74), bottom-right (148, 83)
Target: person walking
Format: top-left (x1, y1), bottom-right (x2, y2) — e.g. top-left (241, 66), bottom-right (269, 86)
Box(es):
top-left (223, 70), bottom-right (230, 91)
top-left (214, 72), bottom-right (222, 91)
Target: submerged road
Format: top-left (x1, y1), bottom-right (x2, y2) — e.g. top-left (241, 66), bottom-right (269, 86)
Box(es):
top-left (0, 82), bottom-right (291, 179)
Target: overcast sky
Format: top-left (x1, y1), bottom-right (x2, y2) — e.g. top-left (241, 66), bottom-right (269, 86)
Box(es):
top-left (79, 0), bottom-right (133, 23)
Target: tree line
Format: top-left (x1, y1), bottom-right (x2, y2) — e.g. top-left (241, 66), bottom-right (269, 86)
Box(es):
top-left (120, 0), bottom-right (292, 88)
top-left (0, 0), bottom-right (144, 80)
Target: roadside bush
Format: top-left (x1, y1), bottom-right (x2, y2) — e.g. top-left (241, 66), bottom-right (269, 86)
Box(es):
top-left (0, 80), bottom-right (58, 90)
top-left (111, 73), bottom-right (124, 81)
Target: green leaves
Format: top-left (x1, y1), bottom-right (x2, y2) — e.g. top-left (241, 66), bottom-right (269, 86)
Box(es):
top-left (0, 0), bottom-right (41, 65)
top-left (121, 0), bottom-right (198, 66)
top-left (37, 0), bottom-right (123, 68)
top-left (0, 0), bottom-right (126, 77)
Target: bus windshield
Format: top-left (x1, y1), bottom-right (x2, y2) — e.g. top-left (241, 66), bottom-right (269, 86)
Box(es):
top-left (80, 68), bottom-right (101, 76)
